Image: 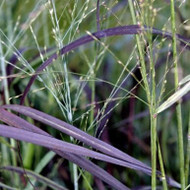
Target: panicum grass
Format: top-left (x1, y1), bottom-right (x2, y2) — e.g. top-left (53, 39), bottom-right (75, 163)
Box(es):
top-left (0, 0), bottom-right (189, 189)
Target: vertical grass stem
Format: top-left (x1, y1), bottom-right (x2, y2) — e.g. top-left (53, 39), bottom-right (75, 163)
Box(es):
top-left (170, 0), bottom-right (185, 189)
top-left (185, 110), bottom-right (190, 185)
top-left (128, 0), bottom-right (157, 189)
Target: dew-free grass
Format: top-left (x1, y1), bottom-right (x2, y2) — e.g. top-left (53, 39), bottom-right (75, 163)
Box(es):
top-left (0, 0), bottom-right (189, 189)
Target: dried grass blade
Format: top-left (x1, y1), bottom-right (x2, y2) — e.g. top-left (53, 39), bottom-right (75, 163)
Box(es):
top-left (156, 81), bottom-right (190, 114)
top-left (179, 75), bottom-right (190, 86)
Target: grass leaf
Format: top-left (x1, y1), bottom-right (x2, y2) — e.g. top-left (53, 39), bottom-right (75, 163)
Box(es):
top-left (179, 75), bottom-right (190, 86)
top-left (0, 106), bottom-right (181, 188)
top-left (156, 81), bottom-right (190, 114)
top-left (0, 108), bottom-right (129, 190)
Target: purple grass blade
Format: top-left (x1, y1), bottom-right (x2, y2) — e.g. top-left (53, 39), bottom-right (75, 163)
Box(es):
top-left (0, 107), bottom-right (48, 135)
top-left (0, 123), bottom-right (151, 174)
top-left (0, 108), bottom-right (129, 190)
top-left (1, 105), bottom-right (181, 188)
top-left (131, 186), bottom-right (161, 190)
top-left (20, 25), bottom-right (190, 104)
top-left (96, 0), bottom-right (100, 32)
top-left (0, 166), bottom-right (67, 190)
top-left (60, 153), bottom-right (130, 190)
top-left (0, 107), bottom-right (180, 188)
top-left (2, 105), bottom-right (152, 171)
top-left (0, 108), bottom-right (151, 174)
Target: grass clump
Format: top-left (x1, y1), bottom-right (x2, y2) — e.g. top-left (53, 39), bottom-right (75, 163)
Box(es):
top-left (0, 0), bottom-right (190, 189)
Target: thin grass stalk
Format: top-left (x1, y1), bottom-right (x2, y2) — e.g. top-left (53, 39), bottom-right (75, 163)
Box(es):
top-left (147, 10), bottom-right (157, 189)
top-left (185, 109), bottom-right (190, 185)
top-left (89, 55), bottom-right (97, 135)
top-left (79, 168), bottom-right (93, 190)
top-left (128, 0), bottom-right (157, 189)
top-left (90, 71), bottom-right (95, 133)
top-left (185, 184), bottom-right (190, 190)
top-left (147, 7), bottom-right (157, 190)
top-left (161, 112), bottom-right (172, 172)
top-left (170, 0), bottom-right (185, 189)
top-left (89, 0), bottom-right (100, 134)
top-left (50, 0), bottom-right (77, 189)
top-left (150, 114), bottom-right (157, 189)
top-left (157, 141), bottom-right (168, 190)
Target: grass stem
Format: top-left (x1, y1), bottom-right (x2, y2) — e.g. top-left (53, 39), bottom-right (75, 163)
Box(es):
top-left (158, 142), bottom-right (168, 190)
top-left (185, 110), bottom-right (190, 185)
top-left (170, 0), bottom-right (185, 189)
top-left (128, 1), bottom-right (157, 189)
